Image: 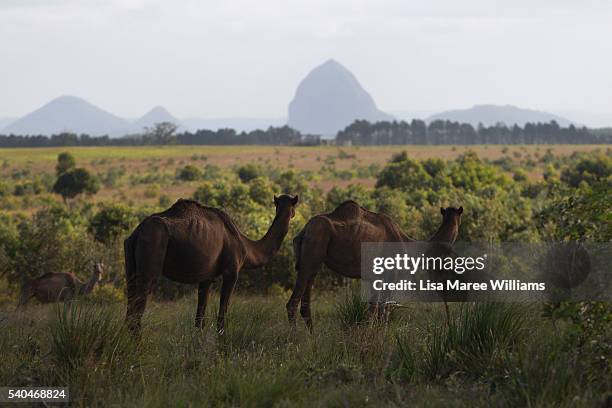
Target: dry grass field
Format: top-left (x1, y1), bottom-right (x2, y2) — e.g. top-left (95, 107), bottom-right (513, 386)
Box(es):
top-left (1, 145), bottom-right (607, 208)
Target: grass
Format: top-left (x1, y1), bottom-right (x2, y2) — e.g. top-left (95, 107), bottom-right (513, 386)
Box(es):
top-left (1, 293), bottom-right (608, 407)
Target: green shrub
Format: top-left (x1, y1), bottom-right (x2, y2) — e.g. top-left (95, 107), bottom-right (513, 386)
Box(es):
top-left (88, 203), bottom-right (137, 244)
top-left (237, 164), bottom-right (262, 183)
top-left (177, 165), bottom-right (202, 181)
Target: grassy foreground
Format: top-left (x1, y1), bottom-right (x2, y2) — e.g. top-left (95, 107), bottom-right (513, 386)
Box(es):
top-left (1, 291), bottom-right (607, 407)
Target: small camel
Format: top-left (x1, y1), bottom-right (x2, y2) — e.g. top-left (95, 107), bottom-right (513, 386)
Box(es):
top-left (288, 201), bottom-right (462, 332)
top-left (17, 262), bottom-right (104, 308)
top-left (124, 195), bottom-right (299, 335)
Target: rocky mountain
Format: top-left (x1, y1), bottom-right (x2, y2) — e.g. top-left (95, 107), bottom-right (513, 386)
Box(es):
top-left (288, 59), bottom-right (392, 136)
top-left (427, 104), bottom-right (575, 127)
top-left (3, 95), bottom-right (130, 136)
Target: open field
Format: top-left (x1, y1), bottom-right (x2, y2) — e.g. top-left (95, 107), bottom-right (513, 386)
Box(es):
top-left (2, 291), bottom-right (605, 407)
top-left (1, 144), bottom-right (607, 169)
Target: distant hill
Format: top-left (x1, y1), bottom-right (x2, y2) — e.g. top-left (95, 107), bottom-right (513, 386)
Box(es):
top-left (1, 96), bottom-right (286, 136)
top-left (132, 106), bottom-right (182, 132)
top-left (288, 59), bottom-right (392, 136)
top-left (427, 105), bottom-right (575, 127)
top-left (3, 95), bottom-right (129, 136)
top-left (0, 117), bottom-right (15, 130)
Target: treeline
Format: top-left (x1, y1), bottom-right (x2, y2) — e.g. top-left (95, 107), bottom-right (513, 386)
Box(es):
top-left (336, 120), bottom-right (611, 145)
top-left (0, 120), bottom-right (610, 147)
top-left (0, 125), bottom-right (321, 148)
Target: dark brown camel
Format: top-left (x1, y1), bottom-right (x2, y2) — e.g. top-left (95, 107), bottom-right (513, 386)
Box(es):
top-left (288, 201), bottom-right (463, 332)
top-left (287, 200), bottom-right (415, 332)
top-left (124, 195), bottom-right (298, 334)
top-left (17, 262), bottom-right (104, 308)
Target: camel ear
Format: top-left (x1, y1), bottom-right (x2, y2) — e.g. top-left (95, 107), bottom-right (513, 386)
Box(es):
top-left (291, 195), bottom-right (299, 205)
top-left (440, 207), bottom-right (445, 215)
top-left (458, 206), bottom-right (463, 215)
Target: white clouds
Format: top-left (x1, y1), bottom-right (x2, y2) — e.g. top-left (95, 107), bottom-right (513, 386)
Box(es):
top-left (1, 0), bottom-right (611, 118)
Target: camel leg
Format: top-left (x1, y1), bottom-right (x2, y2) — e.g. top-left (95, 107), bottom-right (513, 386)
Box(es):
top-left (217, 270), bottom-right (238, 334)
top-left (125, 219), bottom-right (168, 336)
top-left (126, 279), bottom-right (147, 335)
top-left (300, 277), bottom-right (317, 334)
top-left (195, 281), bottom-right (212, 329)
top-left (287, 266), bottom-right (317, 328)
top-left (444, 301), bottom-right (450, 329)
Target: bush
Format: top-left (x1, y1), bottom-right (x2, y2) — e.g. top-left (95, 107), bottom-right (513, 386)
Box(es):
top-left (561, 155), bottom-right (611, 187)
top-left (88, 203), bottom-right (137, 244)
top-left (237, 164), bottom-right (262, 183)
top-left (53, 168), bottom-right (99, 201)
top-left (56, 152), bottom-right (76, 175)
top-left (177, 165), bottom-right (202, 181)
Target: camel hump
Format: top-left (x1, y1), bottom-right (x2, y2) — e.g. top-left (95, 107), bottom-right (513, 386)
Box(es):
top-left (159, 198), bottom-right (246, 256)
top-left (330, 200), bottom-right (365, 220)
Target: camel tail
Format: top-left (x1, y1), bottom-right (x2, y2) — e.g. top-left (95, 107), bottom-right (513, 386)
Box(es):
top-left (293, 227), bottom-right (306, 271)
top-left (124, 232), bottom-right (138, 307)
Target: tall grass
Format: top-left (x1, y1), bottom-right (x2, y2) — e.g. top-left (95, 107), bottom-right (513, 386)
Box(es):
top-left (2, 294), bottom-right (608, 407)
top-left (392, 303), bottom-right (528, 381)
top-left (49, 302), bottom-right (142, 385)
top-left (333, 288), bottom-right (369, 328)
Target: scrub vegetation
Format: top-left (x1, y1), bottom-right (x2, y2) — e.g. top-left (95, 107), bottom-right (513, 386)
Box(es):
top-left (0, 144), bottom-right (610, 406)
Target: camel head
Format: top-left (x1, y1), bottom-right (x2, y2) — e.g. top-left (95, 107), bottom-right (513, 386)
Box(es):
top-left (440, 206), bottom-right (463, 227)
top-left (93, 262), bottom-right (104, 281)
top-left (273, 195), bottom-right (299, 218)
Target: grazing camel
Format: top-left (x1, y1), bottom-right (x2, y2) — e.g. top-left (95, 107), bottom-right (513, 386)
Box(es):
top-left (288, 201), bottom-right (463, 332)
top-left (124, 195), bottom-right (299, 335)
top-left (287, 200), bottom-right (415, 332)
top-left (17, 262), bottom-right (104, 308)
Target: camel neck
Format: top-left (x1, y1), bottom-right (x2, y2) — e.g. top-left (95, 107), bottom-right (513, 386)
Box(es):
top-left (80, 272), bottom-right (99, 295)
top-left (429, 219), bottom-right (459, 244)
top-left (242, 209), bottom-right (291, 269)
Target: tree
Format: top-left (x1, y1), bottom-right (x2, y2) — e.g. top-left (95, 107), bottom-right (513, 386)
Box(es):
top-left (53, 168), bottom-right (99, 203)
top-left (56, 152), bottom-right (76, 175)
top-left (143, 122), bottom-right (178, 144)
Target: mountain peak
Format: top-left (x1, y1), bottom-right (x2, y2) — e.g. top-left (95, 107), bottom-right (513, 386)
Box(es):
top-left (288, 59), bottom-right (392, 135)
top-left (3, 95), bottom-right (128, 136)
top-left (133, 106), bottom-right (180, 130)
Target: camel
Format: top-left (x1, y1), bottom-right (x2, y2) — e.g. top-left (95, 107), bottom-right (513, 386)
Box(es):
top-left (124, 195), bottom-right (299, 335)
top-left (425, 206), bottom-right (464, 325)
top-left (287, 201), bottom-right (462, 332)
top-left (17, 262), bottom-right (104, 308)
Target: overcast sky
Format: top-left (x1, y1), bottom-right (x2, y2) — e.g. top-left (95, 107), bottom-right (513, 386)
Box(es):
top-left (1, 0), bottom-right (611, 119)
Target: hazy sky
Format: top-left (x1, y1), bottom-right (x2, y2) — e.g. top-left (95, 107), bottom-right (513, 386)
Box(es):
top-left (1, 0), bottom-right (611, 119)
